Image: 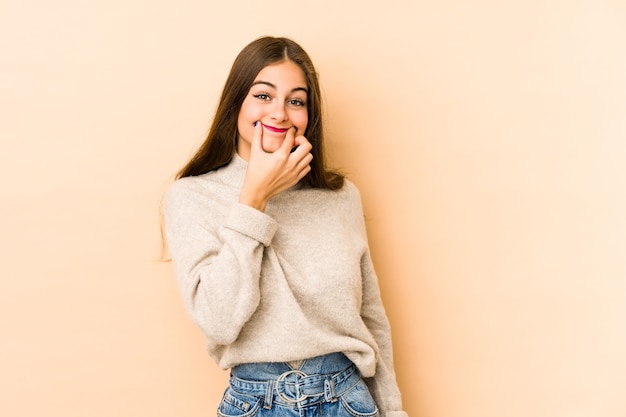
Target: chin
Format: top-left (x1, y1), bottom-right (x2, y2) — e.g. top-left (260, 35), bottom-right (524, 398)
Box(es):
top-left (262, 139), bottom-right (284, 153)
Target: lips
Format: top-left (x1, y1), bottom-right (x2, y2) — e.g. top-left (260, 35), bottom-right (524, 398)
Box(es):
top-left (262, 123), bottom-right (290, 133)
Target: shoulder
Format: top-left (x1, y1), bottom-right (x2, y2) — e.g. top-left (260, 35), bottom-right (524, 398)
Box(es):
top-left (336, 179), bottom-right (363, 207)
top-left (308, 178), bottom-right (364, 216)
top-left (341, 179), bottom-right (360, 196)
top-left (164, 173), bottom-right (222, 214)
top-left (301, 178), bottom-right (360, 201)
top-left (324, 179), bottom-right (368, 235)
top-left (165, 175), bottom-right (206, 203)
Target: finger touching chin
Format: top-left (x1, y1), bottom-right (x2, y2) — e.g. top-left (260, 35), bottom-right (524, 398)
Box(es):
top-left (260, 137), bottom-right (284, 153)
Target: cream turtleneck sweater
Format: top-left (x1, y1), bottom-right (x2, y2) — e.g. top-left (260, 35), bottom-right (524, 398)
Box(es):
top-left (164, 154), bottom-right (407, 417)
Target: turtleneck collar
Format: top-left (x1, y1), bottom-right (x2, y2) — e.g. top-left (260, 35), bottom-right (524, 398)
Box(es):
top-left (213, 152), bottom-right (248, 188)
top-left (212, 151), bottom-right (305, 192)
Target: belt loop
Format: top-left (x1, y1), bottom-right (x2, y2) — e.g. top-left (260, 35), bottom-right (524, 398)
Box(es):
top-left (324, 377), bottom-right (337, 403)
top-left (264, 380), bottom-right (275, 409)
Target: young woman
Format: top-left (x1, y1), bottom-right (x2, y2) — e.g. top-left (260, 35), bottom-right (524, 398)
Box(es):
top-left (164, 36), bottom-right (407, 417)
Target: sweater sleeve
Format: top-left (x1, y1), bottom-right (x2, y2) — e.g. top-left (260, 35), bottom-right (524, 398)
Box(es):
top-left (360, 251), bottom-right (408, 417)
top-left (163, 181), bottom-right (277, 345)
top-left (352, 186), bottom-right (408, 417)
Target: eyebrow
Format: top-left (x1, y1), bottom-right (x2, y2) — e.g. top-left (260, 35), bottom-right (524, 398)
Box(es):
top-left (251, 80), bottom-right (308, 94)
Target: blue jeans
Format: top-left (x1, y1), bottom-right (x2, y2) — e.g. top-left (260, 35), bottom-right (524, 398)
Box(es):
top-left (218, 353), bottom-right (379, 417)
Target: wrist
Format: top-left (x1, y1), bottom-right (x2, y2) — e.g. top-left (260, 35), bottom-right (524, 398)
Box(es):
top-left (239, 190), bottom-right (268, 212)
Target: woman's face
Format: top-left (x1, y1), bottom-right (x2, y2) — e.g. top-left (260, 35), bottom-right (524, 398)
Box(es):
top-left (237, 60), bottom-right (309, 160)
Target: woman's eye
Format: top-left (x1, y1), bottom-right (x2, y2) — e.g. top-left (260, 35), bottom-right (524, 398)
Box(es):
top-left (288, 99), bottom-right (306, 107)
top-left (253, 93), bottom-right (271, 101)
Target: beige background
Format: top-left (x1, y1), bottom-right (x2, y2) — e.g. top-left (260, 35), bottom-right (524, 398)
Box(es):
top-left (2, 1), bottom-right (626, 416)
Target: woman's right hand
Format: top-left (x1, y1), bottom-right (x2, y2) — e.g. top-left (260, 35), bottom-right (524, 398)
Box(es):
top-left (239, 122), bottom-right (313, 212)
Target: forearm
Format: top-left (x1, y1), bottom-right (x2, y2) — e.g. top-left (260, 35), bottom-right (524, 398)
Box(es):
top-left (166, 193), bottom-right (278, 345)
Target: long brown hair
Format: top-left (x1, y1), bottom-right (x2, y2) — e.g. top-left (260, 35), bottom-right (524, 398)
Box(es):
top-left (176, 36), bottom-right (343, 189)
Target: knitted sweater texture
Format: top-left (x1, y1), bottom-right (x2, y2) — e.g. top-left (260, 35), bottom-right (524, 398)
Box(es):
top-left (164, 154), bottom-right (407, 417)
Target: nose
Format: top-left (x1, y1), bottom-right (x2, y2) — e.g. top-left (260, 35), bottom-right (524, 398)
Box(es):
top-left (270, 100), bottom-right (287, 122)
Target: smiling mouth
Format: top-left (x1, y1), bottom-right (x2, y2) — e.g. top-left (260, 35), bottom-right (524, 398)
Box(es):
top-left (262, 123), bottom-right (290, 133)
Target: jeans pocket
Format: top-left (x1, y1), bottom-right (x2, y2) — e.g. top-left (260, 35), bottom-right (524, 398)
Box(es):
top-left (339, 380), bottom-right (379, 417)
top-left (217, 387), bottom-right (262, 417)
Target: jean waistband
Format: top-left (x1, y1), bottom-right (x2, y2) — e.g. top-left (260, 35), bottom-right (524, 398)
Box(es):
top-left (229, 354), bottom-right (360, 406)
top-left (231, 352), bottom-right (353, 379)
